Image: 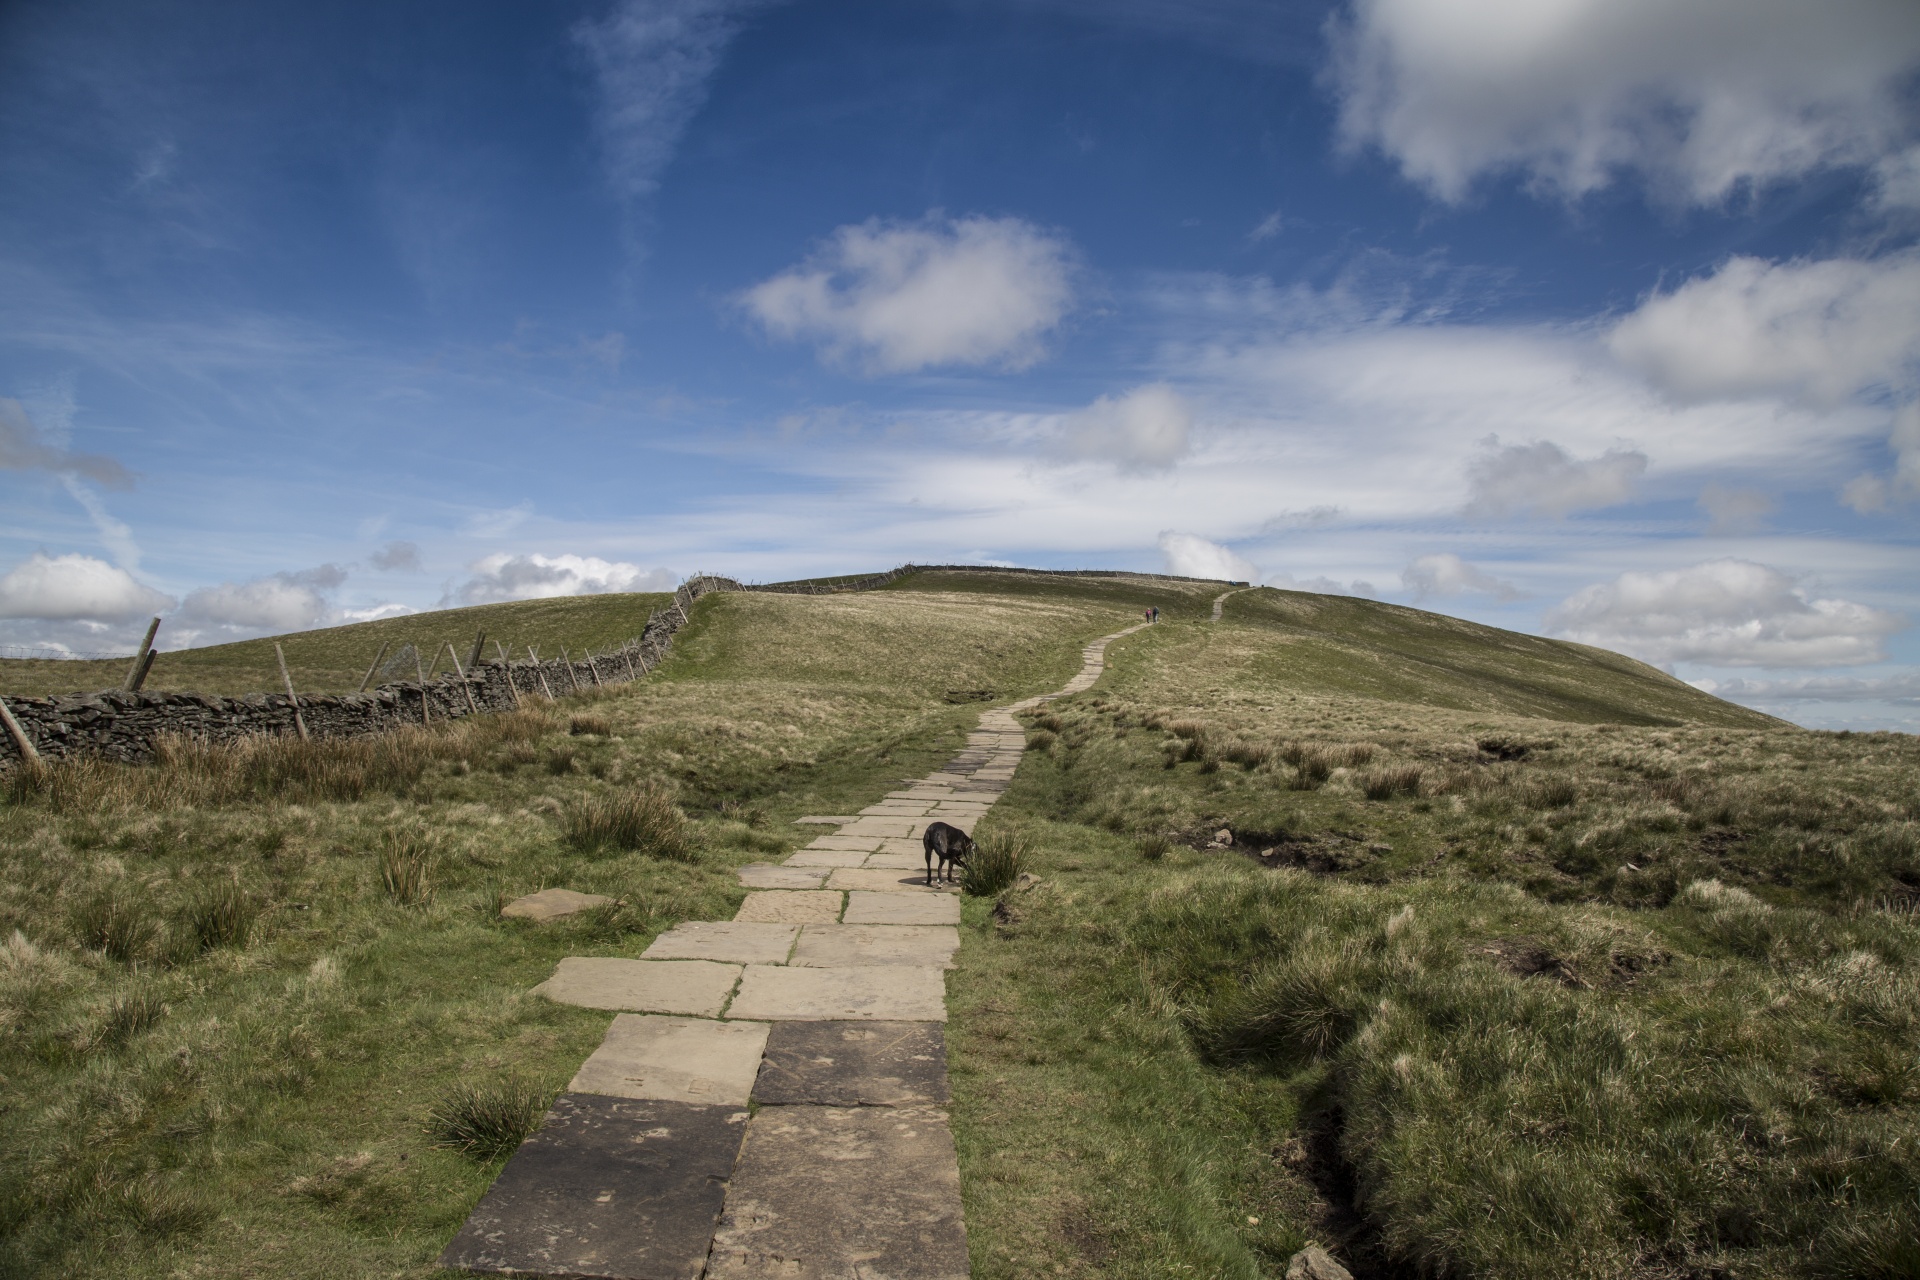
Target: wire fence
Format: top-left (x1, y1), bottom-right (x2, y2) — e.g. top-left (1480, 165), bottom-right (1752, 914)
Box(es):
top-left (0, 646), bottom-right (136, 662)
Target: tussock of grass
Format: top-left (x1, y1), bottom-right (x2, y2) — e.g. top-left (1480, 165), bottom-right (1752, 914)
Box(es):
top-left (70, 889), bottom-right (158, 963)
top-left (428, 1077), bottom-right (549, 1161)
top-left (564, 786), bottom-right (694, 860)
top-left (379, 835), bottom-right (436, 906)
top-left (961, 833), bottom-right (1025, 897)
top-left (1359, 763), bottom-right (1422, 800)
top-left (568, 713), bottom-right (612, 736)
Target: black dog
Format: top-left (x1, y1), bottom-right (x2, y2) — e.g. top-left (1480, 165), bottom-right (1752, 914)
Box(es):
top-left (922, 821), bottom-right (975, 885)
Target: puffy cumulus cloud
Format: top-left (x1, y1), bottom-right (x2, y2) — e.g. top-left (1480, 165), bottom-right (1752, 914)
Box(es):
top-left (741, 214), bottom-right (1075, 374)
top-left (1464, 438), bottom-right (1647, 518)
top-left (1058, 384), bottom-right (1193, 473)
top-left (1330, 0), bottom-right (1920, 204)
top-left (0, 552), bottom-right (173, 621)
top-left (1158, 532), bottom-right (1258, 583)
top-left (1, 399), bottom-right (132, 488)
top-left (338, 603), bottom-right (415, 623)
top-left (1401, 552), bottom-right (1522, 601)
top-left (1269, 572), bottom-right (1378, 597)
top-left (1546, 558), bottom-right (1904, 667)
top-left (573, 0), bottom-right (774, 203)
top-left (1609, 255), bottom-right (1920, 406)
top-left (1702, 672), bottom-right (1920, 703)
top-left (172, 566), bottom-right (350, 642)
top-left (1698, 484), bottom-right (1774, 534)
top-left (453, 554), bottom-right (676, 605)
top-left (368, 540), bottom-right (421, 572)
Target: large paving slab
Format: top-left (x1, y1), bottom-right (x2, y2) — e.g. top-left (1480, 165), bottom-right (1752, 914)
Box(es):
top-left (791, 924), bottom-right (960, 969)
top-left (733, 890), bottom-right (842, 923)
top-left (753, 1021), bottom-right (949, 1106)
top-left (500, 888), bottom-right (614, 921)
top-left (726, 964), bottom-right (948, 1022)
top-left (642, 921), bottom-right (797, 965)
top-left (440, 1094), bottom-right (746, 1280)
top-left (825, 866), bottom-right (948, 893)
top-left (802, 834), bottom-right (884, 852)
top-left (863, 849), bottom-right (926, 870)
top-left (736, 864), bottom-right (826, 890)
top-left (837, 817), bottom-right (918, 838)
top-left (570, 1014), bottom-right (772, 1105)
top-left (534, 957), bottom-right (741, 1016)
top-left (843, 891), bottom-right (961, 925)
top-left (781, 848), bottom-right (868, 868)
top-left (706, 1104), bottom-right (968, 1280)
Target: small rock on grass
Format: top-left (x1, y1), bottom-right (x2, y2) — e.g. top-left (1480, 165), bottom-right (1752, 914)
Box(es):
top-left (501, 889), bottom-right (614, 921)
top-left (1285, 1246), bottom-right (1352, 1280)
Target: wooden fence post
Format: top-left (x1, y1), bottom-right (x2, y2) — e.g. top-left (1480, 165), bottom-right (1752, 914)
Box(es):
top-left (444, 642), bottom-right (480, 717)
top-left (585, 652), bottom-right (603, 686)
top-left (526, 646), bottom-right (555, 700)
top-left (0, 695), bottom-right (40, 764)
top-left (493, 641), bottom-right (521, 709)
top-left (414, 647), bottom-right (431, 723)
top-left (123, 617), bottom-right (160, 691)
top-left (359, 641), bottom-right (390, 693)
top-left (130, 647), bottom-right (158, 692)
top-left (622, 647), bottom-right (636, 680)
top-left (559, 647), bottom-right (582, 693)
top-left (464, 629), bottom-right (487, 674)
top-left (274, 643), bottom-right (310, 741)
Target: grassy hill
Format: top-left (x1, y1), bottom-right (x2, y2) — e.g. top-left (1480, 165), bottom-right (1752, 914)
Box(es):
top-left (1, 571), bottom-right (1912, 1280)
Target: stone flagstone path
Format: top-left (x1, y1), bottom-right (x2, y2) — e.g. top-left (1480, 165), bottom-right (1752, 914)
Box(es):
top-left (441, 620), bottom-right (1150, 1280)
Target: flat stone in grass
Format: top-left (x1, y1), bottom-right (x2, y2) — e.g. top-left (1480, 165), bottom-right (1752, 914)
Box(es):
top-left (737, 864), bottom-right (825, 890)
top-left (439, 1093), bottom-right (745, 1280)
top-left (706, 1104), bottom-right (967, 1280)
top-left (733, 890), bottom-right (843, 924)
top-left (753, 1020), bottom-right (949, 1106)
top-left (792, 924), bottom-right (959, 969)
top-left (534, 957), bottom-right (741, 1016)
top-left (726, 965), bottom-right (947, 1022)
top-left (570, 1014), bottom-right (772, 1105)
top-left (825, 867), bottom-right (946, 893)
top-left (500, 888), bottom-right (614, 921)
top-left (642, 921), bottom-right (797, 966)
top-left (843, 891), bottom-right (961, 925)
top-left (781, 848), bottom-right (868, 868)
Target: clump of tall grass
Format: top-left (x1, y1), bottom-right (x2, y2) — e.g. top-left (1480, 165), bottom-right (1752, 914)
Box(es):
top-left (428, 1076), bottom-right (549, 1161)
top-left (960, 832), bottom-right (1026, 897)
top-left (96, 990), bottom-right (167, 1048)
top-left (1281, 743), bottom-right (1335, 791)
top-left (564, 786), bottom-right (693, 860)
top-left (380, 834), bottom-right (436, 906)
top-left (1361, 764), bottom-right (1423, 800)
top-left (569, 713), bottom-right (612, 736)
top-left (70, 888), bottom-right (158, 963)
top-left (179, 879), bottom-right (255, 954)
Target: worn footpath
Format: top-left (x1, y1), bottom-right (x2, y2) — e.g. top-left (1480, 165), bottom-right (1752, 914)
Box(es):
top-left (440, 622), bottom-right (1150, 1279)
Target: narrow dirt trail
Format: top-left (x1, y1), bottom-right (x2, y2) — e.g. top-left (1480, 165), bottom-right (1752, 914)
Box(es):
top-left (442, 619), bottom-right (1151, 1280)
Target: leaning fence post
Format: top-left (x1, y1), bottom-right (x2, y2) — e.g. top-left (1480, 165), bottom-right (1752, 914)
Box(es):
top-left (444, 642), bottom-right (480, 717)
top-left (130, 646), bottom-right (158, 692)
top-left (622, 646), bottom-right (637, 680)
top-left (274, 643), bottom-right (310, 741)
top-left (585, 651), bottom-right (603, 686)
top-left (413, 646), bottom-right (431, 723)
top-left (464, 629), bottom-right (487, 674)
top-left (493, 641), bottom-right (521, 709)
top-left (0, 695), bottom-right (40, 764)
top-left (123, 617), bottom-right (161, 691)
top-left (559, 647), bottom-right (582, 693)
top-left (359, 640), bottom-right (390, 693)
top-left (527, 646), bottom-right (555, 700)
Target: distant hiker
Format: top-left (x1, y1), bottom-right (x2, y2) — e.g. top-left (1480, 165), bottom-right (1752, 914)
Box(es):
top-left (922, 821), bottom-right (975, 885)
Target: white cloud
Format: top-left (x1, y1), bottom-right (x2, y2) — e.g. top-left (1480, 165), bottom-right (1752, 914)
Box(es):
top-left (1871, 145), bottom-right (1920, 211)
top-left (173, 567), bottom-right (348, 642)
top-left (1609, 254), bottom-right (1920, 406)
top-left (1464, 438), bottom-right (1647, 518)
top-left (1158, 532), bottom-right (1258, 582)
top-left (1704, 672), bottom-right (1920, 703)
top-left (1401, 552), bottom-right (1522, 600)
top-left (0, 397), bottom-right (131, 488)
top-left (1838, 401), bottom-right (1920, 511)
top-left (368, 540), bottom-right (421, 572)
top-left (1546, 558), bottom-right (1904, 667)
top-left (453, 553), bottom-right (676, 605)
top-left (1058, 384), bottom-right (1193, 473)
top-left (1697, 484), bottom-right (1774, 534)
top-left (573, 0), bottom-right (773, 204)
top-left (0, 553), bottom-right (173, 622)
top-left (1330, 0), bottom-right (1920, 204)
top-left (741, 214), bottom-right (1076, 374)
top-left (1268, 572), bottom-right (1377, 597)
top-left (338, 603), bottom-right (415, 623)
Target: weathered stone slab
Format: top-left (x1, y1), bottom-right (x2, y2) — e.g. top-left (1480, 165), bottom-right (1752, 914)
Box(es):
top-left (793, 816), bottom-right (855, 825)
top-left (500, 888), bottom-right (615, 921)
top-left (825, 867), bottom-right (945, 893)
top-left (440, 1094), bottom-right (745, 1280)
top-left (726, 965), bottom-right (947, 1022)
top-left (803, 834), bottom-right (885, 852)
top-left (753, 1021), bottom-right (949, 1106)
top-left (706, 1104), bottom-right (967, 1280)
top-left (534, 957), bottom-right (740, 1016)
top-left (858, 803), bottom-right (930, 816)
top-left (792, 924), bottom-right (959, 969)
top-left (782, 848), bottom-right (868, 868)
top-left (737, 864), bottom-right (826, 890)
top-left (837, 818), bottom-right (916, 838)
top-left (570, 1014), bottom-right (772, 1105)
top-left (862, 850), bottom-right (924, 870)
top-left (843, 892), bottom-right (961, 926)
top-left (734, 890), bottom-right (843, 924)
top-left (642, 921), bottom-right (797, 966)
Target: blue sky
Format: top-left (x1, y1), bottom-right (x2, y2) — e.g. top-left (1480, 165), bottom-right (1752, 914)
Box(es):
top-left (2, 0), bottom-right (1918, 729)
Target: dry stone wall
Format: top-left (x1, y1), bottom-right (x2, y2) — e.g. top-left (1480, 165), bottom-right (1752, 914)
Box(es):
top-left (0, 564), bottom-right (1238, 768)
